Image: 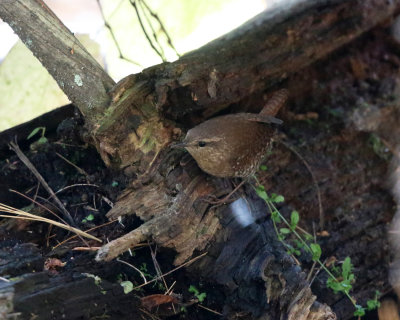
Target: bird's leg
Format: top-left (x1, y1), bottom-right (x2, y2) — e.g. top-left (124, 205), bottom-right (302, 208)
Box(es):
top-left (203, 179), bottom-right (247, 205)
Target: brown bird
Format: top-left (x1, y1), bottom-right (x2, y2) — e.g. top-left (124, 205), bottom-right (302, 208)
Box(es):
top-left (173, 89), bottom-right (288, 178)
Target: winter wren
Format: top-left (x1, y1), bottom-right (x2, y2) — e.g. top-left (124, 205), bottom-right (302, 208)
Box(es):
top-left (173, 89), bottom-right (288, 178)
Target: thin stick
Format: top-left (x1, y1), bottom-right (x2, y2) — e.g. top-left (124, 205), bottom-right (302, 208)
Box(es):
top-left (0, 204), bottom-right (101, 242)
top-left (117, 258), bottom-right (148, 284)
top-left (54, 183), bottom-right (100, 195)
top-left (8, 189), bottom-right (92, 246)
top-left (130, 0), bottom-right (166, 62)
top-left (52, 219), bottom-right (117, 249)
top-left (140, 0), bottom-right (180, 57)
top-left (133, 252), bottom-right (207, 290)
top-left (197, 304), bottom-right (223, 316)
top-left (10, 189), bottom-right (66, 226)
top-left (309, 257), bottom-right (328, 286)
top-left (165, 280), bottom-right (176, 295)
top-left (72, 247), bottom-right (101, 251)
top-left (96, 0), bottom-right (142, 66)
top-left (149, 244), bottom-right (168, 291)
top-left (138, 0), bottom-right (166, 59)
top-left (280, 141), bottom-right (325, 229)
top-left (9, 140), bottom-right (74, 225)
top-left (55, 152), bottom-right (89, 177)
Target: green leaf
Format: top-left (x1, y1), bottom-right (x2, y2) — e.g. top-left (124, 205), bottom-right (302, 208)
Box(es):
top-left (86, 214), bottom-right (94, 221)
top-left (277, 234), bottom-right (286, 241)
top-left (310, 243), bottom-right (321, 261)
top-left (293, 239), bottom-right (304, 249)
top-left (271, 210), bottom-right (281, 223)
top-left (270, 193), bottom-right (284, 203)
top-left (326, 277), bottom-right (342, 293)
top-left (255, 187), bottom-right (268, 200)
top-left (197, 292), bottom-right (206, 302)
top-left (367, 299), bottom-right (380, 310)
top-left (280, 228), bottom-right (291, 235)
top-left (111, 181), bottom-right (119, 187)
top-left (304, 233), bottom-right (314, 242)
top-left (188, 285), bottom-right (199, 296)
top-left (290, 211), bottom-right (299, 229)
top-left (353, 305), bottom-right (365, 317)
top-left (342, 257), bottom-right (352, 279)
top-left (120, 281), bottom-right (134, 294)
top-left (366, 291), bottom-right (381, 310)
top-left (259, 165), bottom-right (268, 171)
top-left (27, 127), bottom-right (43, 139)
top-left (37, 136), bottom-right (48, 145)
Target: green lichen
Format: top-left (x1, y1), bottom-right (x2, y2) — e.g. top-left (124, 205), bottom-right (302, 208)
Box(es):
top-left (74, 74), bottom-right (83, 87)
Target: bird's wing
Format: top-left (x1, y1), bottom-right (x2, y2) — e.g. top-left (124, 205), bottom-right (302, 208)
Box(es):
top-left (239, 113), bottom-right (283, 125)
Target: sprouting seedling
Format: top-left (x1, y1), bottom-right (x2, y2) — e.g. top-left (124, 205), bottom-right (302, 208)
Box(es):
top-left (27, 126), bottom-right (48, 144)
top-left (189, 285), bottom-right (206, 302)
top-left (82, 213), bottom-right (94, 224)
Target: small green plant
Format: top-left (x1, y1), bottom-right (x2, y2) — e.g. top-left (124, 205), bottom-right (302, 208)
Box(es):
top-left (326, 257), bottom-right (354, 294)
top-left (254, 178), bottom-right (380, 317)
top-left (82, 213), bottom-right (94, 223)
top-left (111, 181), bottom-right (119, 187)
top-left (27, 126), bottom-right (48, 144)
top-left (189, 285), bottom-right (206, 302)
top-left (368, 133), bottom-right (390, 161)
top-left (366, 290), bottom-right (381, 311)
top-left (120, 280), bottom-right (134, 294)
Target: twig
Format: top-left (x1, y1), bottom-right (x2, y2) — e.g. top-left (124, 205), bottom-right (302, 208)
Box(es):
top-left (72, 247), bottom-right (101, 251)
top-left (55, 152), bottom-right (89, 177)
top-left (9, 140), bottom-right (74, 225)
top-left (279, 140), bottom-right (325, 229)
top-left (96, 0), bottom-right (142, 66)
top-left (165, 280), bottom-right (176, 295)
top-left (54, 183), bottom-right (100, 195)
top-left (137, 0), bottom-right (166, 59)
top-left (139, 0), bottom-right (180, 57)
top-left (149, 244), bottom-right (168, 291)
top-left (10, 190), bottom-right (66, 228)
top-left (101, 195), bottom-right (114, 208)
top-left (309, 257), bottom-right (329, 286)
top-left (133, 252), bottom-right (207, 290)
top-left (0, 203), bottom-right (101, 242)
top-left (117, 258), bottom-right (148, 284)
top-left (197, 304), bottom-right (223, 316)
top-left (52, 219), bottom-right (117, 249)
top-left (10, 189), bottom-right (92, 247)
top-left (130, 0), bottom-right (166, 62)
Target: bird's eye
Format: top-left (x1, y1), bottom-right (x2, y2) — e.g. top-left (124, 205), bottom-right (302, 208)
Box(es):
top-left (198, 141), bottom-right (206, 147)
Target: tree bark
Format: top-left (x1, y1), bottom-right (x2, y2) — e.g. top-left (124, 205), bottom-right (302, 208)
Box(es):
top-left (0, 0), bottom-right (115, 127)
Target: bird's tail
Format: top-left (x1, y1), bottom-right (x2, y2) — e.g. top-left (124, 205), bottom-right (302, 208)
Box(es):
top-left (260, 88), bottom-right (289, 117)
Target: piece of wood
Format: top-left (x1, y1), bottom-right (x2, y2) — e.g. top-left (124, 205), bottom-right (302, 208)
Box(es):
top-left (0, 0), bottom-right (115, 126)
top-left (0, 244), bottom-right (140, 320)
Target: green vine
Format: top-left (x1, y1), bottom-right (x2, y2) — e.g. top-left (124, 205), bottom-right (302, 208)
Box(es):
top-left (253, 178), bottom-right (380, 317)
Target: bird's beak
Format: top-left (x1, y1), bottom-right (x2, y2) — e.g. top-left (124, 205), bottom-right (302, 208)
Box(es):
top-left (170, 142), bottom-right (187, 149)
